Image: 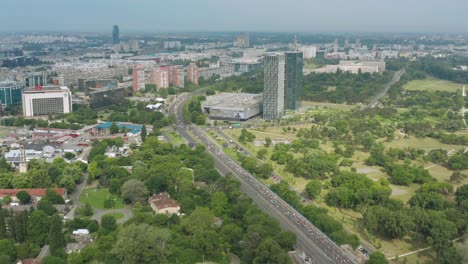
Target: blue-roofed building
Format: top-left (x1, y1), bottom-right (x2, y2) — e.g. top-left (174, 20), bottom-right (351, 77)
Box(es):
top-left (91, 122), bottom-right (143, 136)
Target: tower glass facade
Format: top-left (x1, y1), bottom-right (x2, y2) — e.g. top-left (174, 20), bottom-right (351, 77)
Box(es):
top-left (0, 81), bottom-right (24, 107)
top-left (284, 51), bottom-right (303, 110)
top-left (263, 53), bottom-right (285, 121)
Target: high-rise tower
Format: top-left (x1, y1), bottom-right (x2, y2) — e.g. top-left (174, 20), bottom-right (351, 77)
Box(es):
top-left (284, 51), bottom-right (303, 110)
top-left (263, 53), bottom-right (286, 121)
top-left (112, 25), bottom-right (120, 44)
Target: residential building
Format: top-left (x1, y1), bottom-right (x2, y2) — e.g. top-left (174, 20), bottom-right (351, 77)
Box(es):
top-left (133, 66), bottom-right (145, 92)
top-left (170, 66), bottom-right (185, 88)
top-left (0, 81), bottom-right (24, 107)
top-left (151, 66), bottom-right (170, 88)
top-left (24, 72), bottom-right (47, 87)
top-left (263, 53), bottom-right (286, 121)
top-left (148, 192), bottom-right (180, 215)
top-left (284, 51), bottom-right (303, 110)
top-left (187, 62), bottom-right (199, 85)
top-left (22, 86), bottom-right (72, 117)
top-left (112, 25), bottom-right (120, 44)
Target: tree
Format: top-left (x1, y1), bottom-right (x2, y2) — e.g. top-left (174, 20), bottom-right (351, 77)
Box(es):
top-left (48, 214), bottom-right (65, 257)
top-left (37, 200), bottom-right (57, 215)
top-left (253, 238), bottom-right (291, 264)
top-left (59, 175), bottom-right (76, 193)
top-left (455, 184), bottom-right (468, 205)
top-left (81, 203), bottom-right (94, 217)
top-left (42, 256), bottom-right (66, 264)
top-left (28, 210), bottom-right (49, 246)
top-left (112, 223), bottom-right (171, 264)
top-left (2, 196), bottom-right (11, 205)
top-left (16, 190), bottom-right (31, 204)
top-left (305, 180), bottom-right (322, 199)
top-left (439, 247), bottom-right (462, 264)
top-left (257, 148), bottom-right (268, 160)
top-left (110, 122), bottom-right (119, 134)
top-left (121, 179), bottom-right (149, 204)
top-left (141, 125), bottom-right (147, 142)
top-left (64, 152), bottom-right (76, 160)
top-left (100, 215), bottom-right (117, 234)
top-left (366, 252), bottom-right (389, 264)
top-left (0, 239), bottom-right (16, 262)
top-left (210, 192), bottom-right (228, 216)
top-left (264, 137), bottom-right (272, 147)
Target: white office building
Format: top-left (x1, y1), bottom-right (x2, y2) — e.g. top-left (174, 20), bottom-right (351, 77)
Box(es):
top-left (301, 45), bottom-right (317, 59)
top-left (22, 86), bottom-right (72, 117)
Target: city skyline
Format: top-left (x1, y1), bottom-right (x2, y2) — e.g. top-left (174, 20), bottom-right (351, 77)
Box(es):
top-left (1, 0), bottom-right (468, 33)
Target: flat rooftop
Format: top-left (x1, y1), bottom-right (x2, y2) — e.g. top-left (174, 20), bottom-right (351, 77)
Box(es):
top-left (23, 86), bottom-right (69, 93)
top-left (203, 93), bottom-right (262, 109)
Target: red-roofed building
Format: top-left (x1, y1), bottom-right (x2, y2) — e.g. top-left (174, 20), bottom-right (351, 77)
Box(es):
top-left (148, 192), bottom-right (180, 215)
top-left (0, 188), bottom-right (66, 203)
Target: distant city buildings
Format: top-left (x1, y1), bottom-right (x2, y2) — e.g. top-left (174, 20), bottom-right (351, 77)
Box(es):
top-left (112, 25), bottom-right (120, 44)
top-left (22, 86), bottom-right (72, 117)
top-left (235, 34), bottom-right (250, 48)
top-left (24, 72), bottom-right (47, 87)
top-left (164, 41), bottom-right (182, 49)
top-left (0, 81), bottom-right (24, 107)
top-left (133, 66), bottom-right (145, 92)
top-left (263, 53), bottom-right (286, 121)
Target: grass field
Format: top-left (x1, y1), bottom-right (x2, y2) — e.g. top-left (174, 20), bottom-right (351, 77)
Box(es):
top-left (301, 101), bottom-right (357, 111)
top-left (403, 78), bottom-right (462, 92)
top-left (383, 135), bottom-right (463, 153)
top-left (103, 212), bottom-right (125, 220)
top-left (79, 188), bottom-right (124, 209)
top-left (166, 131), bottom-right (186, 145)
top-left (0, 127), bottom-right (11, 138)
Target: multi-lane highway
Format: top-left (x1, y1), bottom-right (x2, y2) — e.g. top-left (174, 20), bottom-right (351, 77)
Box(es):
top-left (169, 94), bottom-right (358, 264)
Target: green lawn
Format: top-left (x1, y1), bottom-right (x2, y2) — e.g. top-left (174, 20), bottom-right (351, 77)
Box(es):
top-left (103, 212), bottom-right (125, 220)
top-left (301, 101), bottom-right (356, 111)
top-left (0, 127), bottom-right (10, 138)
top-left (79, 188), bottom-right (124, 209)
top-left (166, 131), bottom-right (185, 145)
top-left (403, 78), bottom-right (462, 92)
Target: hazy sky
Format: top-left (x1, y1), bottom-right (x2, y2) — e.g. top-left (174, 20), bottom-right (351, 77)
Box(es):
top-left (2, 0), bottom-right (467, 33)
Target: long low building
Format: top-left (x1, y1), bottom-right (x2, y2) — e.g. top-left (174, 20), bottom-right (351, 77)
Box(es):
top-left (202, 93), bottom-right (262, 121)
top-left (311, 60), bottom-right (386, 74)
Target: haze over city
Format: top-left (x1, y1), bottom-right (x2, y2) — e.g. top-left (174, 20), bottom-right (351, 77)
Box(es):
top-left (0, 1), bottom-right (467, 264)
top-left (2, 0), bottom-right (468, 33)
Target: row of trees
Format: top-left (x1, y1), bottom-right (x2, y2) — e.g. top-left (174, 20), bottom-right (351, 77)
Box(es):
top-left (0, 158), bottom-right (85, 193)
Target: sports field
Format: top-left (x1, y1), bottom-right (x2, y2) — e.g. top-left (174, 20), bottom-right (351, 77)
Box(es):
top-left (403, 78), bottom-right (462, 92)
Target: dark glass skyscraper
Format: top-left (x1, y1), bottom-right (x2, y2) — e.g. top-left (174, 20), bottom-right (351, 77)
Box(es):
top-left (284, 51), bottom-right (303, 110)
top-left (112, 25), bottom-right (120, 44)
